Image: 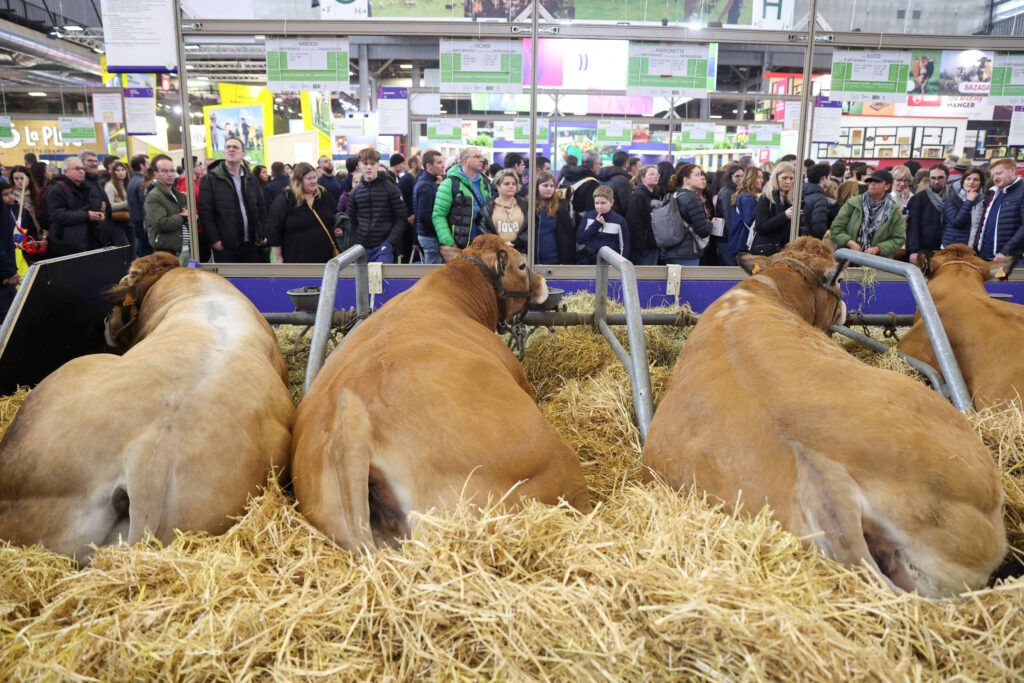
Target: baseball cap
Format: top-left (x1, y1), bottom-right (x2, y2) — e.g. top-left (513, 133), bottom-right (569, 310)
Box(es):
top-left (866, 170), bottom-right (894, 185)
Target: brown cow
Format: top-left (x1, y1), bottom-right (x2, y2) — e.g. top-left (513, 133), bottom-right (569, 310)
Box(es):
top-left (643, 237), bottom-right (1005, 597)
top-left (0, 253), bottom-right (294, 563)
top-left (292, 234), bottom-right (590, 550)
top-left (898, 245), bottom-right (1021, 408)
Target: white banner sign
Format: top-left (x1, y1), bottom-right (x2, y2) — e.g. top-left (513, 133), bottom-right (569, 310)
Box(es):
top-left (100, 0), bottom-right (177, 73)
top-left (811, 102), bottom-right (843, 144)
top-left (265, 36), bottom-right (349, 92)
top-left (0, 116), bottom-right (12, 143)
top-left (783, 101), bottom-right (802, 131)
top-left (990, 53), bottom-right (1024, 106)
top-left (124, 96), bottom-right (157, 136)
top-left (1010, 107), bottom-right (1024, 147)
top-left (92, 93), bottom-right (123, 124)
top-left (59, 117), bottom-right (98, 143)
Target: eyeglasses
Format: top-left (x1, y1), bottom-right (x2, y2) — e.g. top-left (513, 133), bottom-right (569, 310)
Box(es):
top-left (469, 154), bottom-right (484, 160)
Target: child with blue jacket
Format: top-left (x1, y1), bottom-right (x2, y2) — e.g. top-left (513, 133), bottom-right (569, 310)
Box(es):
top-left (576, 185), bottom-right (629, 264)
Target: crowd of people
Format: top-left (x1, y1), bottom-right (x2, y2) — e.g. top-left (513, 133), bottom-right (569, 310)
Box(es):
top-left (3, 141), bottom-right (1023, 317)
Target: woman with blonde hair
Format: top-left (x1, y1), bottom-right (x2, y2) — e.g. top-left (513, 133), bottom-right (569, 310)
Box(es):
top-left (836, 179), bottom-right (861, 209)
top-left (889, 165), bottom-right (913, 211)
top-left (749, 161), bottom-right (795, 256)
top-left (266, 161), bottom-right (340, 263)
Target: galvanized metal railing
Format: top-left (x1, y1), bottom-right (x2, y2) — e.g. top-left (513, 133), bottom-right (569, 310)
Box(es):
top-left (304, 245), bottom-right (370, 395)
top-left (830, 248), bottom-right (971, 412)
top-left (594, 246), bottom-right (655, 443)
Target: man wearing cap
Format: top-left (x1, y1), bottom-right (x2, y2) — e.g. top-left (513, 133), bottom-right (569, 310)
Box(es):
top-left (387, 153), bottom-right (407, 185)
top-left (830, 169), bottom-right (907, 259)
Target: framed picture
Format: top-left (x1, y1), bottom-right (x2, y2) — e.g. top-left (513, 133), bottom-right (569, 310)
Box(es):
top-left (876, 127), bottom-right (897, 136)
top-left (899, 145), bottom-right (912, 157)
top-left (923, 146), bottom-right (942, 159)
top-left (852, 145), bottom-right (863, 157)
top-left (851, 129), bottom-right (864, 145)
top-left (878, 147), bottom-right (895, 158)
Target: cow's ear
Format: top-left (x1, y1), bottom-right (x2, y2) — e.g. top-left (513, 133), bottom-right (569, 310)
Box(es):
top-left (440, 245), bottom-right (462, 263)
top-left (916, 251), bottom-right (932, 277)
top-left (494, 249), bottom-right (509, 276)
top-left (824, 259), bottom-right (849, 288)
top-left (987, 255), bottom-right (1017, 281)
top-left (737, 253), bottom-right (769, 276)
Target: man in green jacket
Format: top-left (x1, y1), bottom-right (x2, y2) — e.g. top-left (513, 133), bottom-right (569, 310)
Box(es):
top-left (431, 146), bottom-right (492, 248)
top-left (144, 154), bottom-right (189, 264)
top-left (831, 169), bottom-right (906, 259)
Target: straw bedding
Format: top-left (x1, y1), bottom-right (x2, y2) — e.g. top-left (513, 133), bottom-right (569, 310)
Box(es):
top-left (1, 293), bottom-right (1023, 680)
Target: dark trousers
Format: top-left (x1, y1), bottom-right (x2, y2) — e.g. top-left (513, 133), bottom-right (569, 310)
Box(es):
top-left (212, 242), bottom-right (261, 263)
top-left (133, 223), bottom-right (154, 257)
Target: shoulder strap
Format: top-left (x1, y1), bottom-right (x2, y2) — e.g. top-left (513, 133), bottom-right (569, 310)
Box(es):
top-left (308, 202), bottom-right (340, 256)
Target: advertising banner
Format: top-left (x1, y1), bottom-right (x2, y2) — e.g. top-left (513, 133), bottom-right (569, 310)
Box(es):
top-left (676, 123), bottom-right (716, 148)
top-left (266, 36), bottom-right (349, 92)
top-left (440, 39), bottom-right (522, 93)
top-left (0, 118), bottom-right (107, 164)
top-left (205, 86), bottom-right (273, 164)
top-left (597, 119), bottom-right (632, 145)
top-left (748, 123), bottom-right (782, 147)
top-left (831, 49), bottom-right (911, 103)
top-left (59, 117), bottom-right (98, 143)
top-left (626, 42), bottom-right (712, 98)
top-left (991, 53), bottom-right (1024, 106)
top-left (425, 118), bottom-right (463, 142)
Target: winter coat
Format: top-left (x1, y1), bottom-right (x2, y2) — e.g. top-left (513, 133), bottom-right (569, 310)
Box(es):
top-left (317, 174), bottom-right (343, 208)
top-left (431, 167), bottom-right (492, 247)
top-left (625, 184), bottom-right (660, 252)
top-left (348, 174), bottom-right (407, 251)
top-left (716, 185), bottom-right (735, 234)
top-left (906, 189), bottom-right (945, 253)
top-left (413, 171), bottom-right (442, 238)
top-left (576, 209), bottom-right (630, 263)
top-left (975, 179), bottom-right (1024, 256)
top-left (660, 188), bottom-right (712, 260)
top-left (729, 192), bottom-right (757, 255)
top-left (557, 164), bottom-right (600, 221)
top-left (265, 174), bottom-right (289, 208)
top-left (479, 195), bottom-right (530, 254)
top-left (144, 181), bottom-right (188, 255)
top-left (0, 202), bottom-right (17, 279)
top-left (799, 182), bottom-right (830, 239)
top-left (127, 172), bottom-right (147, 228)
top-left (597, 165), bottom-right (633, 214)
top-left (399, 170), bottom-right (418, 216)
top-left (943, 191), bottom-right (983, 247)
top-left (197, 160), bottom-right (267, 250)
top-left (46, 176), bottom-right (108, 256)
top-left (267, 189), bottom-right (338, 263)
top-left (830, 196), bottom-right (907, 259)
top-left (536, 198), bottom-right (577, 264)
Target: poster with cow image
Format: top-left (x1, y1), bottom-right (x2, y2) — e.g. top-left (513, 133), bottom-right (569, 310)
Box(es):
top-left (938, 49), bottom-right (994, 97)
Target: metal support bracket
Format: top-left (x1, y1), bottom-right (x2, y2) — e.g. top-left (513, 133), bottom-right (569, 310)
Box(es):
top-left (665, 264), bottom-right (681, 306)
top-left (594, 247), bottom-right (655, 443)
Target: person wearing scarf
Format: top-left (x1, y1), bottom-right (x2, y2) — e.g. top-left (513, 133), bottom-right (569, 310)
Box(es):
top-left (942, 166), bottom-right (986, 248)
top-left (831, 169), bottom-right (907, 259)
top-left (906, 164), bottom-right (950, 264)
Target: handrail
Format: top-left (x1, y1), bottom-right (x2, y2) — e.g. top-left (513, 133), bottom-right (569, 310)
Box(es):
top-left (833, 248), bottom-right (971, 412)
top-left (594, 247), bottom-right (655, 443)
top-left (829, 324), bottom-right (951, 402)
top-left (304, 245), bottom-right (370, 394)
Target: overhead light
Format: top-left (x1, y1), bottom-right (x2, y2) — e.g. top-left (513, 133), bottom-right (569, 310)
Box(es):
top-left (399, 64), bottom-right (412, 69)
top-left (49, 30), bottom-right (63, 38)
top-left (29, 92), bottom-right (47, 97)
top-left (254, 34), bottom-right (265, 40)
top-left (62, 25), bottom-right (83, 31)
top-left (195, 76), bottom-right (209, 81)
top-left (275, 97), bottom-right (283, 102)
top-left (91, 47), bottom-right (103, 54)
top-left (709, 114), bottom-right (723, 119)
top-left (687, 22), bottom-right (702, 30)
top-left (173, 106), bottom-right (182, 114)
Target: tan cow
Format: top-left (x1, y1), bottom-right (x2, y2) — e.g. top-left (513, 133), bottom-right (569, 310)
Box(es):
top-left (643, 237), bottom-right (1005, 597)
top-left (292, 234), bottom-right (591, 550)
top-left (0, 253), bottom-right (294, 562)
top-left (897, 245), bottom-right (1021, 408)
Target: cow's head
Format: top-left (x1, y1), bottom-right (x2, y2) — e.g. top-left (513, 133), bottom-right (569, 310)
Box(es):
top-left (737, 236), bottom-right (847, 330)
top-left (102, 253), bottom-right (181, 350)
top-left (441, 234), bottom-right (548, 323)
top-left (916, 244), bottom-right (1017, 282)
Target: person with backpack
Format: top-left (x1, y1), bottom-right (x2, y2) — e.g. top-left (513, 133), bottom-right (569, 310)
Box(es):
top-left (624, 164), bottom-right (661, 265)
top-left (557, 149), bottom-right (601, 227)
top-left (657, 163), bottom-right (713, 267)
top-left (726, 167), bottom-right (763, 263)
top-left (749, 161), bottom-right (796, 256)
top-left (800, 162), bottom-right (832, 240)
top-left (597, 150), bottom-right (633, 215)
top-left (348, 148), bottom-right (408, 263)
top-left (431, 146), bottom-right (492, 249)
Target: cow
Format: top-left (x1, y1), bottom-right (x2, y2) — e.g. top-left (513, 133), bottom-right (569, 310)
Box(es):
top-left (897, 245), bottom-right (1021, 409)
top-left (292, 234), bottom-right (591, 551)
top-left (643, 237), bottom-right (1005, 598)
top-left (0, 253), bottom-right (294, 563)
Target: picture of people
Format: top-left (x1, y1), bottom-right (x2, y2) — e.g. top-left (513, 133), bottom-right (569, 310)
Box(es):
top-left (205, 104), bottom-right (266, 165)
top-left (908, 50), bottom-right (940, 95)
top-left (938, 49), bottom-right (994, 96)
top-left (308, 90), bottom-right (332, 138)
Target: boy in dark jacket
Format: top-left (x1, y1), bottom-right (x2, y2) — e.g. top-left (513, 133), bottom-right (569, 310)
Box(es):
top-left (348, 148), bottom-right (407, 263)
top-left (576, 185), bottom-right (629, 264)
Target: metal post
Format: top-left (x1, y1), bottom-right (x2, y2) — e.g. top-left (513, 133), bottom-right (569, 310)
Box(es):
top-left (173, 0), bottom-right (198, 264)
top-left (358, 45), bottom-right (370, 110)
top-left (527, 0), bottom-right (539, 267)
top-left (790, 0), bottom-right (819, 244)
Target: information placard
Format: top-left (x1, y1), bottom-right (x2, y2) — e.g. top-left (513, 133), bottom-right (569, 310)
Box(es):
top-left (0, 116), bottom-right (12, 143)
top-left (59, 117), bottom-right (98, 143)
top-left (439, 39), bottom-right (522, 93)
top-left (626, 42), bottom-right (712, 98)
top-left (377, 87), bottom-right (408, 136)
top-left (426, 118), bottom-right (463, 142)
top-left (1010, 107), bottom-right (1024, 147)
top-left (830, 49), bottom-right (911, 103)
top-left (100, 0), bottom-right (177, 73)
top-left (597, 119), bottom-right (632, 144)
top-left (748, 123), bottom-right (782, 147)
top-left (811, 96), bottom-right (843, 144)
top-left (513, 118), bottom-right (549, 142)
top-left (266, 37), bottom-right (349, 92)
top-left (990, 53), bottom-right (1024, 106)
top-left (92, 93), bottom-right (123, 123)
top-left (123, 73), bottom-right (157, 135)
top-left (676, 123), bottom-right (716, 147)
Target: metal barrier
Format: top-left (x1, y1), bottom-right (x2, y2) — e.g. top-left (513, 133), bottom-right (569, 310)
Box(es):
top-left (830, 325), bottom-right (952, 402)
top-left (831, 248), bottom-right (971, 412)
top-left (304, 245), bottom-right (370, 394)
top-left (594, 246), bottom-right (655, 443)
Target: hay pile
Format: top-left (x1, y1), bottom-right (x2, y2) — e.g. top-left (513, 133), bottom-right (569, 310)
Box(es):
top-left (1, 295), bottom-right (1023, 680)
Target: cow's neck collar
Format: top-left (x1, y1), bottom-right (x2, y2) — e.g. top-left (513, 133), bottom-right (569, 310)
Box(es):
top-left (461, 255), bottom-right (534, 333)
top-left (750, 257), bottom-right (842, 329)
top-left (933, 259), bottom-right (985, 279)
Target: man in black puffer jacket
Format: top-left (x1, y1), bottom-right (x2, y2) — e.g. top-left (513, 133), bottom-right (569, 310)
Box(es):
top-left (47, 156), bottom-right (109, 256)
top-left (597, 150), bottom-right (633, 215)
top-left (800, 163), bottom-right (832, 239)
top-left (348, 148), bottom-right (408, 263)
top-left (197, 137), bottom-right (267, 263)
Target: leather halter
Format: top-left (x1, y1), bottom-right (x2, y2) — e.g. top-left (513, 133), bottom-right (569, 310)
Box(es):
top-left (933, 259), bottom-right (986, 277)
top-left (462, 252), bottom-right (535, 332)
top-left (776, 257), bottom-right (844, 325)
top-left (106, 293), bottom-right (141, 349)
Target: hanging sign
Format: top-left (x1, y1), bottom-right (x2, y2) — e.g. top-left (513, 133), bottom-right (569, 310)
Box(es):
top-left (1010, 107), bottom-right (1024, 147)
top-left (439, 39), bottom-right (522, 93)
top-left (513, 118), bottom-right (549, 142)
top-left (99, 0), bottom-right (177, 73)
top-left (626, 42), bottom-right (712, 98)
top-left (123, 73), bottom-right (157, 136)
top-left (597, 119), bottom-right (632, 144)
top-left (92, 93), bottom-right (123, 124)
top-left (376, 86), bottom-right (409, 136)
top-left (59, 117), bottom-right (98, 143)
top-left (830, 49), bottom-right (911, 103)
top-left (811, 96), bottom-right (843, 144)
top-left (266, 36), bottom-right (350, 92)
top-left (0, 117), bottom-right (12, 143)
top-left (990, 53), bottom-right (1024, 106)
top-left (748, 123), bottom-right (782, 147)
top-left (425, 118), bottom-right (463, 142)
top-left (783, 101), bottom-right (802, 130)
top-left (676, 123), bottom-right (716, 148)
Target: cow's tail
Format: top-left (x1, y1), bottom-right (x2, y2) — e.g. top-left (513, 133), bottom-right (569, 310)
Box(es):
top-left (308, 389), bottom-right (378, 552)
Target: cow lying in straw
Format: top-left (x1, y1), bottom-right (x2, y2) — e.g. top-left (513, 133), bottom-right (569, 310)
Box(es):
top-left (643, 237), bottom-right (1005, 597)
top-left (0, 253), bottom-right (294, 563)
top-left (898, 245), bottom-right (1021, 409)
top-left (292, 234), bottom-right (591, 550)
